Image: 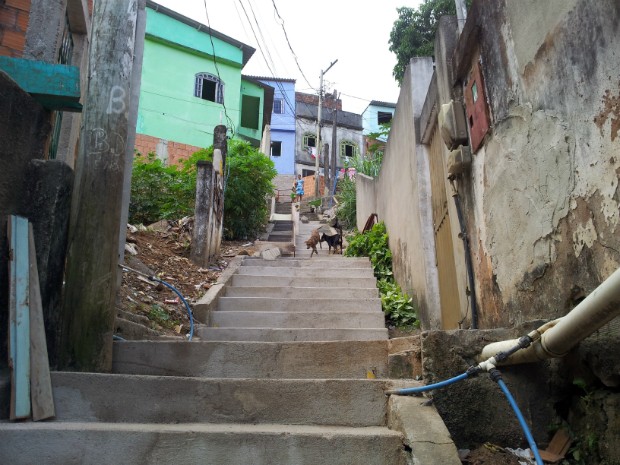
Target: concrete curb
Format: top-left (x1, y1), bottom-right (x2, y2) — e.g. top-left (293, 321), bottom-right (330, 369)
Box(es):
top-left (193, 256), bottom-right (243, 323)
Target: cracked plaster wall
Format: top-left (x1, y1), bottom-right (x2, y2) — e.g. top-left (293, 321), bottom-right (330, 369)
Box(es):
top-left (469, 0), bottom-right (620, 325)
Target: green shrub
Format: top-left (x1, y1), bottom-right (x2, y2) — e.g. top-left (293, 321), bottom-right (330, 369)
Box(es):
top-left (345, 222), bottom-right (418, 328)
top-left (129, 141), bottom-right (276, 240)
top-left (335, 177), bottom-right (357, 229)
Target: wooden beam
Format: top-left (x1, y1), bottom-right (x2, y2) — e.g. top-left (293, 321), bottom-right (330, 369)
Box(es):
top-left (8, 215), bottom-right (30, 420)
top-left (0, 57), bottom-right (82, 111)
top-left (28, 224), bottom-right (55, 421)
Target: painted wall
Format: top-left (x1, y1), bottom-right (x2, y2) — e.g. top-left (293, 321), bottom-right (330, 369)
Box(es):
top-left (258, 78), bottom-right (296, 175)
top-left (137, 7), bottom-right (244, 150)
top-left (362, 102), bottom-right (395, 141)
top-left (238, 78), bottom-right (264, 144)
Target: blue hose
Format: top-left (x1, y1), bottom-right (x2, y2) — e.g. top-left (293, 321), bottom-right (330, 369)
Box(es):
top-left (497, 378), bottom-right (543, 465)
top-left (153, 278), bottom-right (194, 341)
top-left (390, 372), bottom-right (470, 395)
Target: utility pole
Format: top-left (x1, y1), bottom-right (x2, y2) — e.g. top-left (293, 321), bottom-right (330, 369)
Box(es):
top-left (314, 59), bottom-right (338, 197)
top-left (329, 91), bottom-right (339, 198)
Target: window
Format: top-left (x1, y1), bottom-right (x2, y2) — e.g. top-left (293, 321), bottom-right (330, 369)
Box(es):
top-left (273, 98), bottom-right (284, 114)
top-left (377, 111), bottom-right (392, 125)
top-left (303, 133), bottom-right (316, 148)
top-left (194, 72), bottom-right (224, 104)
top-left (340, 141), bottom-right (359, 159)
top-left (241, 95), bottom-right (260, 129)
top-left (271, 141), bottom-right (282, 157)
top-left (302, 169), bottom-right (314, 178)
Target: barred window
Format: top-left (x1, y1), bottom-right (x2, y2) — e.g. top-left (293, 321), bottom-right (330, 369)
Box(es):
top-left (194, 72), bottom-right (224, 104)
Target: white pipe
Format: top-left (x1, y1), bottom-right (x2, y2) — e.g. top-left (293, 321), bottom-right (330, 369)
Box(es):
top-left (478, 266), bottom-right (620, 366)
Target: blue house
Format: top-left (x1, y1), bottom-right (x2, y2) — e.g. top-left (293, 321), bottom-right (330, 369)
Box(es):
top-left (361, 100), bottom-right (395, 154)
top-left (255, 76), bottom-right (297, 176)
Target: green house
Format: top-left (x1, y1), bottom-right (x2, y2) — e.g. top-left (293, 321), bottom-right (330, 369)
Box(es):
top-left (137, 1), bottom-right (272, 164)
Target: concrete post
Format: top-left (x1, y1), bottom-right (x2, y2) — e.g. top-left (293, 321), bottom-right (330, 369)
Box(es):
top-left (190, 160), bottom-right (215, 267)
top-left (60, 0), bottom-right (139, 372)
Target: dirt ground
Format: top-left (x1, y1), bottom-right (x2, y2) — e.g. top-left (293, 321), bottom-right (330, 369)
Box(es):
top-left (461, 444), bottom-right (529, 464)
top-left (117, 221), bottom-right (254, 338)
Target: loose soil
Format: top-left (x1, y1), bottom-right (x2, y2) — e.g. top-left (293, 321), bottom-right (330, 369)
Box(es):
top-left (461, 444), bottom-right (528, 465)
top-left (117, 223), bottom-right (255, 338)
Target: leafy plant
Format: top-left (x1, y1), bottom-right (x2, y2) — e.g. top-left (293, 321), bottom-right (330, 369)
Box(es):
top-left (345, 222), bottom-right (418, 328)
top-left (335, 177), bottom-right (357, 229)
top-left (148, 304), bottom-right (179, 330)
top-left (129, 140), bottom-right (276, 240)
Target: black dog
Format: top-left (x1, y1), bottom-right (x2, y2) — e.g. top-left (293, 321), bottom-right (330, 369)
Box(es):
top-left (320, 232), bottom-right (342, 254)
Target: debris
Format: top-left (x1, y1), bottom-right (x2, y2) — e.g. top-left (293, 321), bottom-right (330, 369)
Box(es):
top-left (164, 298), bottom-right (180, 305)
top-left (125, 243), bottom-right (138, 256)
top-left (261, 247), bottom-right (281, 260)
top-left (242, 242), bottom-right (253, 247)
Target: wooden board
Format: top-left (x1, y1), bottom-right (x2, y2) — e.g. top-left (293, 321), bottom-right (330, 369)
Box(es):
top-left (29, 224), bottom-right (55, 420)
top-left (8, 215), bottom-right (31, 420)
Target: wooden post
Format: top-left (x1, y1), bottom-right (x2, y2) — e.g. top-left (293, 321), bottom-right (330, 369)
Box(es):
top-left (60, 0), bottom-right (139, 371)
top-left (190, 160), bottom-right (215, 267)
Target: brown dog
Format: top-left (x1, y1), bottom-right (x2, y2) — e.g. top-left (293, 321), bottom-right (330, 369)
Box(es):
top-left (305, 229), bottom-right (321, 257)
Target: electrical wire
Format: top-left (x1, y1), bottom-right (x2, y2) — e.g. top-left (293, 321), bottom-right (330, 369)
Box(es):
top-left (202, 0), bottom-right (236, 137)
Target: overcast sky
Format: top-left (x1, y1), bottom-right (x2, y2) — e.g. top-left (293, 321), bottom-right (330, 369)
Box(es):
top-left (152, 0), bottom-right (423, 114)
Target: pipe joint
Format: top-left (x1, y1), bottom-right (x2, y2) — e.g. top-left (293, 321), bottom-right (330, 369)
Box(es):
top-left (489, 368), bottom-right (503, 383)
top-left (477, 357), bottom-right (497, 372)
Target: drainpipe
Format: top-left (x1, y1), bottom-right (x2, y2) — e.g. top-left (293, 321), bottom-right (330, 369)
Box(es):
top-left (478, 266), bottom-right (620, 366)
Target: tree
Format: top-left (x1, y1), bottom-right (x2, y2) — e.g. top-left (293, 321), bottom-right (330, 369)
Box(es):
top-left (388, 0), bottom-right (460, 84)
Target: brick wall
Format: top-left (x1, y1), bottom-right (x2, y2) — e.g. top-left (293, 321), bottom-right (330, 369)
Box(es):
top-left (295, 92), bottom-right (342, 111)
top-left (0, 0), bottom-right (30, 57)
top-left (135, 133), bottom-right (202, 166)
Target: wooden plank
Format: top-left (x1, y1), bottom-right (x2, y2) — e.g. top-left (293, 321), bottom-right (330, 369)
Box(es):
top-left (28, 224), bottom-right (55, 421)
top-left (0, 57), bottom-right (82, 111)
top-left (8, 215), bottom-right (31, 420)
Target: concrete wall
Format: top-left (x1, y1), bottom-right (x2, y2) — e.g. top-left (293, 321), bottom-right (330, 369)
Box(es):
top-left (356, 58), bottom-right (441, 329)
top-left (459, 0), bottom-right (620, 327)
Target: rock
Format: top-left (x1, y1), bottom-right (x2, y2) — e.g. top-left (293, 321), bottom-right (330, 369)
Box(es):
top-left (127, 224), bottom-right (138, 233)
top-left (300, 215), bottom-right (309, 223)
top-left (125, 243), bottom-right (138, 255)
top-left (148, 219), bottom-right (170, 232)
top-left (261, 247), bottom-right (281, 260)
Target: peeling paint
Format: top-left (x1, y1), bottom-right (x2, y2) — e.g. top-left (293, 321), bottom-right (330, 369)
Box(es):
top-left (572, 217), bottom-right (598, 257)
top-left (594, 87), bottom-right (620, 142)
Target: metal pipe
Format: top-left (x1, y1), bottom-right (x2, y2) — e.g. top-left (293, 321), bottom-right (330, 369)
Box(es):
top-left (478, 266), bottom-right (620, 365)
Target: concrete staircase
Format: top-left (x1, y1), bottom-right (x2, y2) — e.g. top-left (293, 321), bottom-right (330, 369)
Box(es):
top-left (0, 220), bottom-right (461, 464)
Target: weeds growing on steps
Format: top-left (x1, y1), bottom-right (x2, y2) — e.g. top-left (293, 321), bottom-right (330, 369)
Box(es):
top-left (345, 222), bottom-right (419, 328)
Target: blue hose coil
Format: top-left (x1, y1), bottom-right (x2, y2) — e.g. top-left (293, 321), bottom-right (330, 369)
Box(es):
top-left (154, 278), bottom-right (194, 341)
top-left (497, 378), bottom-right (543, 465)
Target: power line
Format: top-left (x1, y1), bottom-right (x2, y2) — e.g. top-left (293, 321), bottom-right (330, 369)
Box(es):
top-left (270, 0), bottom-right (315, 91)
top-left (202, 0), bottom-right (236, 137)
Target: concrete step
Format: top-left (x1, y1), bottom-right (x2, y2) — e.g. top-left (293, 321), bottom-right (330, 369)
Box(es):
top-left (112, 340), bottom-right (389, 378)
top-left (241, 257), bottom-right (371, 268)
top-left (48, 372), bottom-right (393, 426)
top-left (236, 266), bottom-right (374, 278)
top-left (217, 297), bottom-right (382, 313)
top-left (224, 286), bottom-right (378, 299)
top-left (211, 311), bottom-right (385, 329)
top-left (0, 422), bottom-right (407, 465)
top-left (232, 274), bottom-right (377, 288)
top-left (195, 326), bottom-right (389, 342)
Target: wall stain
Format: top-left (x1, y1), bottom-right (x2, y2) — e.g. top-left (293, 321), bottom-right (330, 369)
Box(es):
top-left (593, 87), bottom-right (620, 142)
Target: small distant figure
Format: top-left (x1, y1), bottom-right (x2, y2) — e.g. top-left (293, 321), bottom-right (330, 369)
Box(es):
top-left (295, 174), bottom-right (304, 202)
